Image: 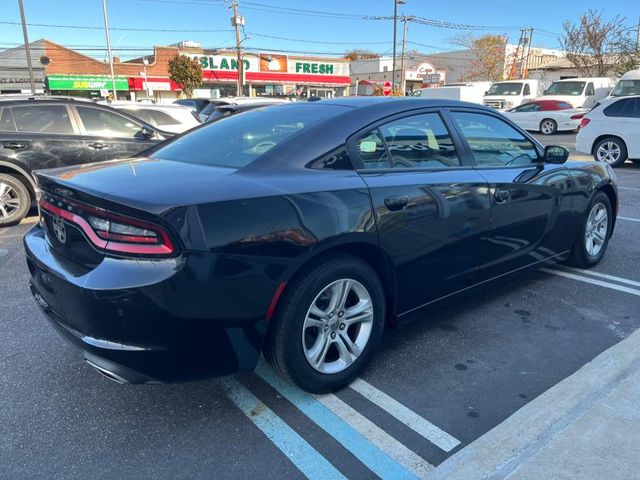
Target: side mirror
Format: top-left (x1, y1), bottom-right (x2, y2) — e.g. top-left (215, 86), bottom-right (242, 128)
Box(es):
top-left (544, 145), bottom-right (569, 164)
top-left (140, 127), bottom-right (155, 139)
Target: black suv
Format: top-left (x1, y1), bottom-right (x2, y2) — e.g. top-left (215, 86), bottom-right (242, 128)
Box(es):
top-left (0, 97), bottom-right (172, 226)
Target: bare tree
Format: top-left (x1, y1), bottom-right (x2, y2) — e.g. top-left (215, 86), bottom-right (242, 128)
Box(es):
top-left (344, 49), bottom-right (381, 61)
top-left (453, 34), bottom-right (508, 81)
top-left (562, 9), bottom-right (638, 77)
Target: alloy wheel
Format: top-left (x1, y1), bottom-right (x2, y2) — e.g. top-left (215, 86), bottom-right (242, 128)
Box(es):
top-left (584, 202), bottom-right (608, 257)
top-left (541, 120), bottom-right (555, 135)
top-left (596, 141), bottom-right (621, 164)
top-left (0, 181), bottom-right (21, 221)
top-left (302, 278), bottom-right (374, 374)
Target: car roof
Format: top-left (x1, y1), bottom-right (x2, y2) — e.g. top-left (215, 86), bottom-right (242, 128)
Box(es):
top-left (0, 96), bottom-right (95, 105)
top-left (314, 96), bottom-right (494, 114)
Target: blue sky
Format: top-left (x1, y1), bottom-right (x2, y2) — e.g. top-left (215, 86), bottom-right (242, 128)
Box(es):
top-left (2, 0), bottom-right (638, 59)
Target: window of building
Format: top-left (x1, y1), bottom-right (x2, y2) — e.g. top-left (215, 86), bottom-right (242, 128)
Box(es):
top-left (451, 111), bottom-right (539, 167)
top-left (12, 105), bottom-right (74, 134)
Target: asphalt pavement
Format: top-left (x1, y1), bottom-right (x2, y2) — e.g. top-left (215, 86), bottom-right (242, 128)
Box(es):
top-left (1, 136), bottom-right (640, 479)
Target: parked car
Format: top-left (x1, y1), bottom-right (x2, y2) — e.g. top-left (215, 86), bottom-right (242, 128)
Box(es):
top-left (576, 95), bottom-right (640, 167)
top-left (502, 100), bottom-right (585, 134)
top-left (198, 97), bottom-right (289, 122)
top-left (172, 98), bottom-right (218, 113)
top-left (411, 81), bottom-right (492, 105)
top-left (483, 79), bottom-right (548, 110)
top-left (25, 98), bottom-right (617, 393)
top-left (108, 103), bottom-right (201, 133)
top-left (539, 77), bottom-right (614, 109)
top-left (205, 101), bottom-right (285, 123)
top-left (608, 69), bottom-right (640, 98)
top-left (0, 97), bottom-right (173, 226)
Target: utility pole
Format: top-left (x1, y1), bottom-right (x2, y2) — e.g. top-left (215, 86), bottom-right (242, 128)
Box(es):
top-left (17, 0), bottom-right (36, 94)
top-left (636, 16), bottom-right (640, 51)
top-left (399, 16), bottom-right (409, 95)
top-left (231, 1), bottom-right (245, 97)
top-left (101, 0), bottom-right (117, 99)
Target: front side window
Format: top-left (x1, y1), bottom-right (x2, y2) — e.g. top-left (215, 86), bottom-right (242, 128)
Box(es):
top-left (76, 106), bottom-right (144, 138)
top-left (512, 103), bottom-right (540, 112)
top-left (451, 111), bottom-right (539, 167)
top-left (12, 105), bottom-right (74, 134)
top-left (136, 109), bottom-right (177, 126)
top-left (523, 84), bottom-right (531, 96)
top-left (377, 113), bottom-right (460, 169)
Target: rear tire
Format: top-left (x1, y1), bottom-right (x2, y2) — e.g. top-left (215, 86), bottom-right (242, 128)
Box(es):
top-left (594, 137), bottom-right (628, 168)
top-left (0, 174), bottom-right (30, 227)
top-left (540, 119), bottom-right (557, 135)
top-left (264, 254), bottom-right (385, 393)
top-left (566, 191), bottom-right (612, 268)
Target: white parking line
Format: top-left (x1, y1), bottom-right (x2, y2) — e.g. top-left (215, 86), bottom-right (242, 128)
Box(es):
top-left (617, 187), bottom-right (640, 191)
top-left (561, 267), bottom-right (640, 289)
top-left (315, 392), bottom-right (434, 479)
top-left (540, 268), bottom-right (640, 297)
top-left (618, 216), bottom-right (640, 223)
top-left (350, 378), bottom-right (460, 453)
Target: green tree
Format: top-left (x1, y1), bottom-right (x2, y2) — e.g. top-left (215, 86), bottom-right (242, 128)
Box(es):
top-left (168, 54), bottom-right (203, 98)
top-left (562, 9), bottom-right (638, 77)
top-left (453, 34), bottom-right (507, 81)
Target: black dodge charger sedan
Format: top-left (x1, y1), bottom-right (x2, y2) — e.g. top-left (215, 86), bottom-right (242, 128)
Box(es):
top-left (25, 97), bottom-right (617, 392)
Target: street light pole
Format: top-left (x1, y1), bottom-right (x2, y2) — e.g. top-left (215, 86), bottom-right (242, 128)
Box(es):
top-left (142, 58), bottom-right (150, 99)
top-left (400, 17), bottom-right (409, 95)
top-left (101, 0), bottom-right (117, 99)
top-left (17, 0), bottom-right (36, 94)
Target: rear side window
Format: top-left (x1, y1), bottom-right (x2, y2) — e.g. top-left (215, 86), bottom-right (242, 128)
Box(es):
top-left (12, 105), bottom-right (74, 134)
top-left (377, 113), bottom-right (460, 169)
top-left (152, 104), bottom-right (344, 169)
top-left (0, 108), bottom-right (16, 131)
top-left (136, 109), bottom-right (178, 126)
top-left (604, 98), bottom-right (640, 118)
top-left (451, 111), bottom-right (539, 167)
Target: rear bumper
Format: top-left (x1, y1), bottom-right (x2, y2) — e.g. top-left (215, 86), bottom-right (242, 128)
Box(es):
top-left (24, 224), bottom-right (276, 383)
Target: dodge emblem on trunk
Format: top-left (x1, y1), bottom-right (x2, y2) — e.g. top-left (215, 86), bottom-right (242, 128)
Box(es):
top-left (52, 216), bottom-right (67, 244)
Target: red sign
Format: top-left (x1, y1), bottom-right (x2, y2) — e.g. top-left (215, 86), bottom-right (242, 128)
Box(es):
top-left (383, 81), bottom-right (392, 96)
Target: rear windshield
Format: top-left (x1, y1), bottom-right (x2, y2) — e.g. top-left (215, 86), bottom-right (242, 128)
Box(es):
top-left (151, 103), bottom-right (344, 168)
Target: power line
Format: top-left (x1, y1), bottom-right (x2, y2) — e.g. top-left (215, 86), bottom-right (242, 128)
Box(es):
top-left (0, 20), bottom-right (232, 33)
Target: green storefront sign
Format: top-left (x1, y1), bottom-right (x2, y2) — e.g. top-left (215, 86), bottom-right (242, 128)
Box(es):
top-left (294, 62), bottom-right (334, 74)
top-left (47, 75), bottom-right (129, 91)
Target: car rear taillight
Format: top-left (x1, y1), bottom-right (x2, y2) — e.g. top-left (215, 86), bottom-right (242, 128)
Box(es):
top-left (570, 113), bottom-right (584, 120)
top-left (39, 196), bottom-right (175, 257)
top-left (579, 118), bottom-right (591, 128)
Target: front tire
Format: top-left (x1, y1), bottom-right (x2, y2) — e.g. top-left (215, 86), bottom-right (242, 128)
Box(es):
top-left (594, 137), bottom-right (628, 167)
top-left (566, 191), bottom-right (612, 268)
top-left (0, 174), bottom-right (30, 227)
top-left (540, 119), bottom-right (557, 135)
top-left (264, 254), bottom-right (385, 393)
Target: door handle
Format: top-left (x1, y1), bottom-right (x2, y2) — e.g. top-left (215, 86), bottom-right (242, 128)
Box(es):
top-left (494, 188), bottom-right (510, 204)
top-left (87, 142), bottom-right (110, 150)
top-left (2, 142), bottom-right (27, 150)
top-left (384, 195), bottom-right (409, 211)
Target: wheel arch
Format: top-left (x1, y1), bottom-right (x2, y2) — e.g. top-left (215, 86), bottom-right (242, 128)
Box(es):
top-left (598, 183), bottom-right (617, 233)
top-left (274, 239), bottom-right (398, 328)
top-left (0, 160), bottom-right (36, 200)
top-left (591, 135), bottom-right (627, 155)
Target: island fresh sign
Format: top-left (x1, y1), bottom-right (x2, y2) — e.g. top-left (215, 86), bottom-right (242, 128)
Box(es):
top-left (190, 54), bottom-right (255, 72)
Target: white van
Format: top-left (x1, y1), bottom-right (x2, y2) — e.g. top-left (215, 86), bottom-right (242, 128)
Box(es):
top-left (412, 81), bottom-right (492, 105)
top-left (540, 77), bottom-right (614, 109)
top-left (483, 79), bottom-right (547, 110)
top-left (609, 69), bottom-right (640, 98)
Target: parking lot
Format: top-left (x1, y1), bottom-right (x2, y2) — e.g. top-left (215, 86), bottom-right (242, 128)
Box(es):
top-left (1, 134), bottom-right (639, 478)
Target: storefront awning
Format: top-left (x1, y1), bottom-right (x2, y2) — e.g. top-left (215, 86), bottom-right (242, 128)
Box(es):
top-left (203, 70), bottom-right (351, 86)
top-left (128, 77), bottom-right (181, 91)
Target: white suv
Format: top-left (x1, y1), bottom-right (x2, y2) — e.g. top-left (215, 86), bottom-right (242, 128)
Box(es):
top-left (576, 96), bottom-right (640, 167)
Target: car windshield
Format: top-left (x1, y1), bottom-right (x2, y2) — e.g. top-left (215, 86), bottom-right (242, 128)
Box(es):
top-left (486, 83), bottom-right (523, 96)
top-left (545, 81), bottom-right (586, 96)
top-left (611, 79), bottom-right (640, 97)
top-left (151, 104), bottom-right (344, 168)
